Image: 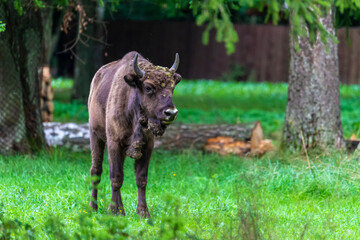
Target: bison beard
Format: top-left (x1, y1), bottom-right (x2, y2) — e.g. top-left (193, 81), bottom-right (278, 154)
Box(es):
top-left (148, 119), bottom-right (167, 136)
top-left (138, 108), bottom-right (167, 137)
top-left (126, 112), bottom-right (167, 159)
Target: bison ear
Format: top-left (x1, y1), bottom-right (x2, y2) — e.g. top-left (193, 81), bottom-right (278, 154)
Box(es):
top-left (124, 74), bottom-right (140, 88)
top-left (173, 73), bottom-right (182, 85)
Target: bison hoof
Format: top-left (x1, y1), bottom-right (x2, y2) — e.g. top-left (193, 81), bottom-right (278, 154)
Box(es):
top-left (136, 206), bottom-right (150, 218)
top-left (126, 147), bottom-right (143, 160)
top-left (89, 201), bottom-right (98, 211)
top-left (108, 204), bottom-right (126, 216)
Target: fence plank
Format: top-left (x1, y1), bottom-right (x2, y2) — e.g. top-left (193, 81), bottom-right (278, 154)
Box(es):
top-left (105, 21), bottom-right (360, 84)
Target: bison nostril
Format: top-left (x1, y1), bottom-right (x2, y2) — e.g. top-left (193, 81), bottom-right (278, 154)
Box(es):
top-left (164, 108), bottom-right (178, 120)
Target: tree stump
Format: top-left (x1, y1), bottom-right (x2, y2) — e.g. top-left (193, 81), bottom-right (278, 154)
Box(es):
top-left (204, 122), bottom-right (274, 156)
top-left (346, 134), bottom-right (360, 152)
top-left (40, 66), bottom-right (54, 122)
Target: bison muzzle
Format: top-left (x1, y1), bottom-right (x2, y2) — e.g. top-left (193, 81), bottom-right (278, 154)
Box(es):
top-left (88, 51), bottom-right (181, 218)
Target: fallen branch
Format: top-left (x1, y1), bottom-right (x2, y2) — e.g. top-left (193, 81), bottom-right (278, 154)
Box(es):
top-left (43, 122), bottom-right (270, 154)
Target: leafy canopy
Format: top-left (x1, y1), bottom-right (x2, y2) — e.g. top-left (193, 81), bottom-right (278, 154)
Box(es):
top-left (2, 0), bottom-right (360, 53)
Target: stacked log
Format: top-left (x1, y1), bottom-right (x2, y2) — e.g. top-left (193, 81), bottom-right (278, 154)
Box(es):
top-left (43, 121), bottom-right (274, 156)
top-left (40, 66), bottom-right (54, 122)
top-left (43, 122), bottom-right (358, 155)
top-left (204, 122), bottom-right (274, 157)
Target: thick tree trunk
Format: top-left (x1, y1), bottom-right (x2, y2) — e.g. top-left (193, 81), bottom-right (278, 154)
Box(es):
top-left (282, 7), bottom-right (344, 150)
top-left (73, 1), bottom-right (105, 102)
top-left (0, 1), bottom-right (46, 154)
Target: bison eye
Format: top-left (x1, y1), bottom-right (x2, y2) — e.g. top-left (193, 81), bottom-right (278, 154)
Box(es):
top-left (144, 86), bottom-right (152, 93)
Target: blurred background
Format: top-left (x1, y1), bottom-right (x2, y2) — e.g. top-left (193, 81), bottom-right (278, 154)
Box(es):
top-left (48, 1), bottom-right (360, 142)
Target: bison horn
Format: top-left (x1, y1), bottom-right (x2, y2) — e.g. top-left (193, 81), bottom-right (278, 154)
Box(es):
top-left (169, 53), bottom-right (180, 72)
top-left (133, 53), bottom-right (145, 78)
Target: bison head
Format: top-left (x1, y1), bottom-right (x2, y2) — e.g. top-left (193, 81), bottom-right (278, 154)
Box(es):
top-left (124, 53), bottom-right (181, 136)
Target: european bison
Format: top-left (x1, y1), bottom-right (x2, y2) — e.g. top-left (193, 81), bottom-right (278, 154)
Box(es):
top-left (88, 51), bottom-right (181, 217)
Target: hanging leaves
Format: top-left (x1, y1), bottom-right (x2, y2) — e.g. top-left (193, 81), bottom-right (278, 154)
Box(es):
top-left (192, 0), bottom-right (360, 54)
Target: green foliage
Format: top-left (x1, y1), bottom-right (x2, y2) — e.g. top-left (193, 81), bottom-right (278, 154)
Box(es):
top-left (287, 0), bottom-right (338, 51)
top-left (13, 0), bottom-right (23, 15)
top-left (103, 0), bottom-right (191, 21)
top-left (53, 101), bottom-right (88, 123)
top-left (1, 149), bottom-right (360, 238)
top-left (336, 0), bottom-right (360, 13)
top-left (98, 0), bottom-right (104, 7)
top-left (0, 209), bottom-right (35, 239)
top-left (218, 63), bottom-right (249, 82)
top-left (192, 0), bottom-right (360, 53)
top-left (52, 77), bottom-right (74, 90)
top-left (3, 0), bottom-right (360, 53)
top-left (192, 0), bottom-right (239, 54)
top-left (11, 0), bottom-right (45, 15)
top-left (0, 21), bottom-right (5, 32)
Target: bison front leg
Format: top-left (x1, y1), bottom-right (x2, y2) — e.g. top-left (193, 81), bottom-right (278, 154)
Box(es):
top-left (135, 139), bottom-right (154, 218)
top-left (89, 131), bottom-right (105, 211)
top-left (107, 141), bottom-right (126, 215)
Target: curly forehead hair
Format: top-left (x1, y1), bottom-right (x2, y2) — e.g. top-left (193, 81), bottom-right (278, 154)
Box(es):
top-left (139, 62), bottom-right (176, 87)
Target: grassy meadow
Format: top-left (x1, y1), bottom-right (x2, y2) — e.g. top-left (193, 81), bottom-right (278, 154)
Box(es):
top-left (1, 150), bottom-right (360, 239)
top-left (1, 79), bottom-right (359, 239)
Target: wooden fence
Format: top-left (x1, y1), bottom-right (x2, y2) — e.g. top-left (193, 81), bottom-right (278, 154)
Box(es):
top-left (104, 21), bottom-right (360, 84)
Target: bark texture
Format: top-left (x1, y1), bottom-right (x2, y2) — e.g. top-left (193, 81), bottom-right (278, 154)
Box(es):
top-left (154, 123), bottom-right (257, 150)
top-left (0, 1), bottom-right (46, 154)
top-left (283, 8), bottom-right (344, 150)
top-left (40, 7), bottom-right (54, 65)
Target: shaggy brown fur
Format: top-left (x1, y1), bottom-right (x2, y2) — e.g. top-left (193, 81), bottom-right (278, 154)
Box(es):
top-left (88, 51), bottom-right (181, 218)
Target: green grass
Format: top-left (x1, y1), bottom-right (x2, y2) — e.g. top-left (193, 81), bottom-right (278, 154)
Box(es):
top-left (0, 81), bottom-right (360, 239)
top-left (52, 77), bottom-right (74, 89)
top-left (3, 79), bottom-right (360, 238)
top-left (53, 80), bottom-right (360, 138)
top-left (1, 149), bottom-right (360, 239)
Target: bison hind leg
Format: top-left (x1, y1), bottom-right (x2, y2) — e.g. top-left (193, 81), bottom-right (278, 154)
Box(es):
top-left (89, 131), bottom-right (106, 211)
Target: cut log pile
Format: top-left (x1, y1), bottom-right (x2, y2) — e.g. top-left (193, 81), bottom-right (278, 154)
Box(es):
top-left (346, 134), bottom-right (360, 152)
top-left (204, 122), bottom-right (274, 157)
top-left (40, 66), bottom-right (54, 122)
top-left (43, 121), bottom-right (274, 156)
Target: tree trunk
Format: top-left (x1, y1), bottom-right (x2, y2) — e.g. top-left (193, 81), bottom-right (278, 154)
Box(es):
top-left (40, 7), bottom-right (54, 66)
top-left (73, 1), bottom-right (105, 102)
top-left (0, 1), bottom-right (46, 154)
top-left (282, 7), bottom-right (344, 150)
